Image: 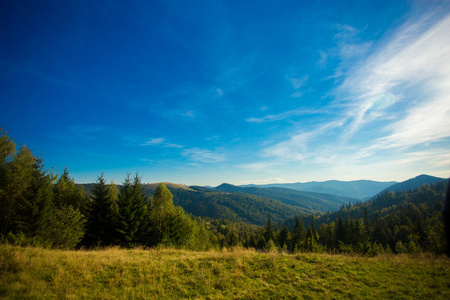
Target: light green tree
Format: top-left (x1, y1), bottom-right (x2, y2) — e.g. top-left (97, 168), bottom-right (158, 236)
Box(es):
top-left (148, 183), bottom-right (177, 245)
top-left (53, 167), bottom-right (88, 213)
top-left (1, 144), bottom-right (34, 235)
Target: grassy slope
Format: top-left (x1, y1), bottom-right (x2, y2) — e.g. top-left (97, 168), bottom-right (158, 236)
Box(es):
top-left (1, 245), bottom-right (449, 299)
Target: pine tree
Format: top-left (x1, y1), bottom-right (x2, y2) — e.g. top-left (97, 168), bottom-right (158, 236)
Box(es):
top-left (306, 226), bottom-right (318, 252)
top-left (291, 216), bottom-right (306, 251)
top-left (278, 226), bottom-right (291, 250)
top-left (117, 173), bottom-right (148, 247)
top-left (372, 212), bottom-right (385, 244)
top-left (108, 180), bottom-right (119, 216)
top-left (335, 215), bottom-right (345, 245)
top-left (263, 213), bottom-right (275, 242)
top-left (53, 167), bottom-right (88, 213)
top-left (0, 132), bottom-right (86, 248)
top-left (318, 223), bottom-right (333, 250)
top-left (0, 145), bottom-right (34, 235)
top-left (167, 207), bottom-right (196, 247)
top-left (353, 218), bottom-right (363, 246)
top-left (0, 128), bottom-right (16, 166)
top-left (310, 215), bottom-right (317, 238)
top-left (363, 206), bottom-right (371, 241)
top-left (16, 155), bottom-right (56, 239)
top-left (86, 174), bottom-right (119, 246)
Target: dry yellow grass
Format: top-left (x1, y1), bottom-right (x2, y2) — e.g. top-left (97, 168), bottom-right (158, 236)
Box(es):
top-left (1, 244), bottom-right (449, 299)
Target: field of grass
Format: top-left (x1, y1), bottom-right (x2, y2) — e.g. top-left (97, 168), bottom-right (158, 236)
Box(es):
top-left (1, 244), bottom-right (449, 299)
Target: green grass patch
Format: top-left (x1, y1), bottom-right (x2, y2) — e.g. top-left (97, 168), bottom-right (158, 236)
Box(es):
top-left (1, 245), bottom-right (449, 299)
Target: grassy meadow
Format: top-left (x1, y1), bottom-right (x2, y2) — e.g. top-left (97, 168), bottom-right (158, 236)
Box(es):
top-left (1, 244), bottom-right (449, 299)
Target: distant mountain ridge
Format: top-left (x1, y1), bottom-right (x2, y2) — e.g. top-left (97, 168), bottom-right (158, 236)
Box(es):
top-left (78, 174), bottom-right (445, 226)
top-left (141, 183), bottom-right (310, 225)
top-left (241, 180), bottom-right (397, 200)
top-left (380, 174), bottom-right (445, 194)
top-left (80, 182), bottom-right (306, 225)
top-left (215, 183), bottom-right (358, 213)
top-left (281, 177), bottom-right (449, 231)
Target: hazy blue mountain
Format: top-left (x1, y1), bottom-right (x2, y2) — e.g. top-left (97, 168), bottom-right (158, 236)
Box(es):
top-left (381, 174), bottom-right (445, 193)
top-left (242, 180), bottom-right (397, 200)
top-left (215, 183), bottom-right (358, 213)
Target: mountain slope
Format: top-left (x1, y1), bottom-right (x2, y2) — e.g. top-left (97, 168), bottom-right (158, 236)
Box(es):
top-left (79, 182), bottom-right (306, 225)
top-left (381, 174), bottom-right (445, 193)
top-left (281, 178), bottom-right (449, 231)
top-left (140, 183), bottom-right (308, 225)
top-left (242, 180), bottom-right (397, 200)
top-left (215, 183), bottom-right (357, 213)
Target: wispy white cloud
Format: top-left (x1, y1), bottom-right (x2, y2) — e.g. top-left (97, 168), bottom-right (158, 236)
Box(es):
top-left (338, 9), bottom-right (450, 143)
top-left (237, 177), bottom-right (286, 185)
top-left (141, 137), bottom-right (183, 148)
top-left (287, 75), bottom-right (308, 98)
top-left (260, 7), bottom-right (450, 177)
top-left (333, 24), bottom-right (360, 40)
top-left (237, 162), bottom-right (282, 172)
top-left (141, 138), bottom-right (165, 146)
top-left (182, 148), bottom-right (225, 163)
top-left (338, 42), bottom-right (372, 59)
top-left (164, 143), bottom-right (184, 149)
top-left (181, 110), bottom-right (195, 119)
top-left (290, 92), bottom-right (304, 98)
top-left (316, 50), bottom-right (328, 68)
top-left (246, 108), bottom-right (322, 123)
top-left (262, 120), bottom-right (344, 162)
top-left (289, 76), bottom-right (308, 89)
top-left (328, 23), bottom-right (373, 61)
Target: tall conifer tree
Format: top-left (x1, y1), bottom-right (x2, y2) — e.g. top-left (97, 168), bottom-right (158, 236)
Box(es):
top-left (263, 213), bottom-right (275, 243)
top-left (117, 173), bottom-right (147, 247)
top-left (53, 167), bottom-right (88, 213)
top-left (87, 174), bottom-right (119, 246)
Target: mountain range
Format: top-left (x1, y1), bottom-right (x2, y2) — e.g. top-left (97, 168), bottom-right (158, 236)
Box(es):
top-left (241, 180), bottom-right (397, 200)
top-left (281, 176), bottom-right (449, 231)
top-left (215, 183), bottom-right (357, 212)
top-left (79, 174), bottom-right (446, 226)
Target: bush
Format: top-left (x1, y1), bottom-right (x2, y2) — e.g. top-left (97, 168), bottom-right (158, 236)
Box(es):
top-left (265, 239), bottom-right (277, 253)
top-left (37, 206), bottom-right (86, 249)
top-left (395, 241), bottom-right (407, 254)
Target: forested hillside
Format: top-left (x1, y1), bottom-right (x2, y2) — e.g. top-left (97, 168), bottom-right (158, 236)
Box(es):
top-left (380, 174), bottom-right (444, 194)
top-left (141, 183), bottom-right (307, 225)
top-left (82, 182), bottom-right (311, 225)
top-left (278, 180), bottom-right (449, 254)
top-left (215, 183), bottom-right (357, 213)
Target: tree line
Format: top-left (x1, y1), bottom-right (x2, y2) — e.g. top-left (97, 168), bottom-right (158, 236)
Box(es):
top-left (0, 129), bottom-right (211, 250)
top-left (218, 181), bottom-right (448, 255)
top-left (1, 128), bottom-right (448, 254)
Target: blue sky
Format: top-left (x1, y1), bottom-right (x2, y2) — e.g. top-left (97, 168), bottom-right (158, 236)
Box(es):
top-left (1, 0), bottom-right (450, 186)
